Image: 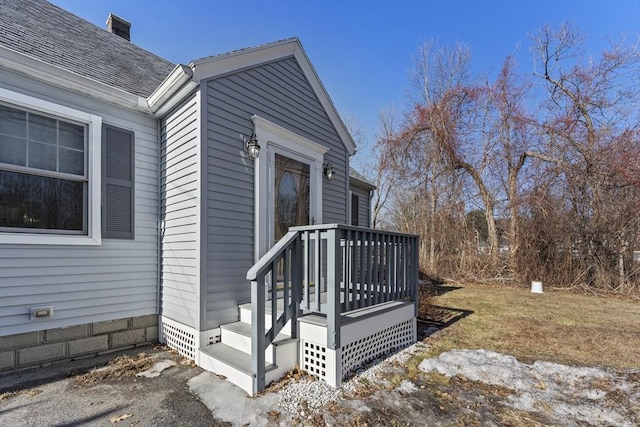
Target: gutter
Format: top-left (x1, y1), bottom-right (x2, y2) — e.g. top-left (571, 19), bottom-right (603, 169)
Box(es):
top-left (1, 46), bottom-right (198, 119)
top-left (0, 45), bottom-right (149, 113)
top-left (147, 64), bottom-right (199, 117)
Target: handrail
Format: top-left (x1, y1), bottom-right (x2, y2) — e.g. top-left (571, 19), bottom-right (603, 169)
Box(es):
top-left (247, 229), bottom-right (302, 394)
top-left (247, 230), bottom-right (299, 280)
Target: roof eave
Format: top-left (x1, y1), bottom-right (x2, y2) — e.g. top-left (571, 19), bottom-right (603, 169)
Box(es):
top-left (350, 176), bottom-right (377, 191)
top-left (0, 45), bottom-right (151, 114)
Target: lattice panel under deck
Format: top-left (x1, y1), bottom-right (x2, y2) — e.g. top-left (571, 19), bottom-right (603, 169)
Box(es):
top-left (161, 318), bottom-right (196, 360)
top-left (302, 341), bottom-right (328, 382)
top-left (340, 319), bottom-right (415, 379)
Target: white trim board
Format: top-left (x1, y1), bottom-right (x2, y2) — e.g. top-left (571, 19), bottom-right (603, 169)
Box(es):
top-left (252, 115), bottom-right (327, 260)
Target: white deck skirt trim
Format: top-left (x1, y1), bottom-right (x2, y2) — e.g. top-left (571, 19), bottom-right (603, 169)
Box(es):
top-left (252, 115), bottom-right (327, 260)
top-left (340, 301), bottom-right (415, 347)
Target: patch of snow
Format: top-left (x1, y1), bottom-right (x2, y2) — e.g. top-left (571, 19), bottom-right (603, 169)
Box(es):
top-left (135, 360), bottom-right (177, 378)
top-left (419, 349), bottom-right (638, 427)
top-left (396, 380), bottom-right (418, 394)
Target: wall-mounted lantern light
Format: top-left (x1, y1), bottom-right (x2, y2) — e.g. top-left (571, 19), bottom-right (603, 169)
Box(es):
top-left (244, 133), bottom-right (260, 158)
top-left (324, 162), bottom-right (335, 181)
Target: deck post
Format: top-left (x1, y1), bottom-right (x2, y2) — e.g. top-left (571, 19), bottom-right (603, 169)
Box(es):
top-left (251, 276), bottom-right (266, 394)
top-left (290, 236), bottom-right (301, 339)
top-left (326, 227), bottom-right (341, 350)
top-left (412, 236), bottom-right (419, 315)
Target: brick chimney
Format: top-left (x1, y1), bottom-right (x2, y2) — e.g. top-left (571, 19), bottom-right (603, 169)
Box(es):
top-left (106, 13), bottom-right (131, 41)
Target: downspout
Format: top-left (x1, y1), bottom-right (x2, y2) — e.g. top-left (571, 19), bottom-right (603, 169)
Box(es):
top-left (156, 118), bottom-right (162, 332)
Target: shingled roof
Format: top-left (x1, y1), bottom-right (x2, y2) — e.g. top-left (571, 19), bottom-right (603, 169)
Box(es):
top-left (350, 167), bottom-right (376, 190)
top-left (0, 0), bottom-right (175, 98)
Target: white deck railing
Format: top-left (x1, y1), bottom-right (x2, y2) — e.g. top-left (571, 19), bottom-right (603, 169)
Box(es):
top-left (246, 224), bottom-right (419, 393)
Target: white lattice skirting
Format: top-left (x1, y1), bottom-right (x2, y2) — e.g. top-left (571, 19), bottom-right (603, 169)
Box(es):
top-left (300, 302), bottom-right (416, 387)
top-left (160, 316), bottom-right (220, 362)
top-left (340, 318), bottom-right (414, 378)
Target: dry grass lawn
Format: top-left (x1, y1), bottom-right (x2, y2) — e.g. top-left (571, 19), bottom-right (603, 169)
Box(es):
top-left (419, 282), bottom-right (640, 371)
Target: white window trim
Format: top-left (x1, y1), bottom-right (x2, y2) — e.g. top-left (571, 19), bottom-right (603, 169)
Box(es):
top-left (0, 88), bottom-right (102, 245)
top-left (252, 115), bottom-right (327, 260)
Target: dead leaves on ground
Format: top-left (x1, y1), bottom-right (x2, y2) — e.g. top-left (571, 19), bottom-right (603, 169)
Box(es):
top-left (74, 353), bottom-right (154, 386)
top-left (0, 388), bottom-right (42, 402)
top-left (259, 364), bottom-right (316, 395)
top-left (109, 413), bottom-right (133, 423)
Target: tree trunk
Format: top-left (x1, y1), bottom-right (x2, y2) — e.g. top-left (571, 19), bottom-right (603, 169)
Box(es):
top-left (507, 153), bottom-right (527, 279)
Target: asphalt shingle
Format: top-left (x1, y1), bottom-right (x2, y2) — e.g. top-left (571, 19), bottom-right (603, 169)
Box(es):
top-left (0, 0), bottom-right (175, 98)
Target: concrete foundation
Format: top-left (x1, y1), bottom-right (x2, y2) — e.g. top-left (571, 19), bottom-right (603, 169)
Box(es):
top-left (0, 314), bottom-right (159, 372)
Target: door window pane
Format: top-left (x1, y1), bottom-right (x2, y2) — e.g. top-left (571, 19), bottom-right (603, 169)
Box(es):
top-left (274, 154), bottom-right (310, 241)
top-left (278, 172), bottom-right (298, 230)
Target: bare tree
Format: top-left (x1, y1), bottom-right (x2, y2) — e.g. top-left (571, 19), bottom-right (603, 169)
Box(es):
top-left (530, 22), bottom-right (640, 290)
top-left (488, 56), bottom-right (536, 278)
top-left (381, 41), bottom-right (483, 273)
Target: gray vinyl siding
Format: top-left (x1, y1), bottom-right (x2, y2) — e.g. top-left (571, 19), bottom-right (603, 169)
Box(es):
top-left (0, 70), bottom-right (159, 336)
top-left (160, 93), bottom-right (201, 329)
top-left (351, 185), bottom-right (371, 228)
top-left (202, 57), bottom-right (349, 329)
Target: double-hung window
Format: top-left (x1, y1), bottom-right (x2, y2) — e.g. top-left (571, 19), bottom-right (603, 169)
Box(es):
top-left (0, 89), bottom-right (102, 245)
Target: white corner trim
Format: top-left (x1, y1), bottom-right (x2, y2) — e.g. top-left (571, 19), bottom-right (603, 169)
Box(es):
top-left (0, 45), bottom-right (150, 114)
top-left (0, 88), bottom-right (102, 246)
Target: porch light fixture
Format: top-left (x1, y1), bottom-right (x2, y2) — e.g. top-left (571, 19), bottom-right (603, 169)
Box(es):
top-left (324, 162), bottom-right (335, 180)
top-left (244, 133), bottom-right (260, 158)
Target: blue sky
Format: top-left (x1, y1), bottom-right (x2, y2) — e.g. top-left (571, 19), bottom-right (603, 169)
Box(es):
top-left (52, 0), bottom-right (639, 157)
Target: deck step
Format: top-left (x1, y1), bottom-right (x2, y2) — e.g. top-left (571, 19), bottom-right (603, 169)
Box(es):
top-left (200, 342), bottom-right (277, 376)
top-left (221, 321), bottom-right (292, 343)
top-left (220, 321), bottom-right (294, 362)
top-left (199, 342), bottom-right (276, 396)
top-left (199, 341), bottom-right (298, 396)
top-left (238, 302), bottom-right (286, 327)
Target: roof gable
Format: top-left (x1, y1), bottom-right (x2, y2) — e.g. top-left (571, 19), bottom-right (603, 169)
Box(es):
top-left (186, 38), bottom-right (356, 155)
top-left (0, 0), bottom-right (175, 97)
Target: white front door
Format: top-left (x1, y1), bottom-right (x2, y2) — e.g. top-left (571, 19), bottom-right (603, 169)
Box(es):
top-left (252, 115), bottom-right (328, 260)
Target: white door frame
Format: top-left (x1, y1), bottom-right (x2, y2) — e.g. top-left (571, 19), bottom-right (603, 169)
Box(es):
top-left (252, 115), bottom-right (328, 260)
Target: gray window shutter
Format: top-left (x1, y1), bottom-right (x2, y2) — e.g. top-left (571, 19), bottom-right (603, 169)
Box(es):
top-left (102, 124), bottom-right (134, 239)
top-left (351, 194), bottom-right (359, 226)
